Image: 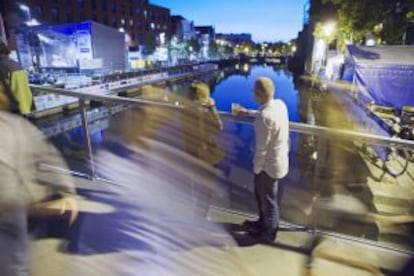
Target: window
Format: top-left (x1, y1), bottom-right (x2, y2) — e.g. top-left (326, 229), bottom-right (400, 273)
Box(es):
top-left (32, 6), bottom-right (42, 20)
top-left (91, 0), bottom-right (97, 10)
top-left (50, 7), bottom-right (59, 22)
top-left (66, 11), bottom-right (73, 23)
top-left (102, 0), bottom-right (108, 11)
top-left (80, 11), bottom-right (86, 21)
top-left (120, 4), bottom-right (126, 15)
top-left (136, 8), bottom-right (141, 16)
top-left (112, 1), bottom-right (117, 13)
top-left (77, 0), bottom-right (85, 8)
top-left (92, 12), bottom-right (98, 21)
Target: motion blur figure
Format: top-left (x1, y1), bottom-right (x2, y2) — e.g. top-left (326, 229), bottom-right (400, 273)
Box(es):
top-left (0, 83), bottom-right (77, 275)
top-left (0, 41), bottom-right (33, 115)
top-left (181, 82), bottom-right (224, 217)
top-left (71, 86), bottom-right (254, 275)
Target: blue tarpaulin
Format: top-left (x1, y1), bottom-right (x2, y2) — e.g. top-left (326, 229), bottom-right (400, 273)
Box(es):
top-left (343, 45), bottom-right (414, 109)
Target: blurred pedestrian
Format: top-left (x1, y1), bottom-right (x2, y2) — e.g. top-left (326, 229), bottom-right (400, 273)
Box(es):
top-left (0, 41), bottom-right (33, 115)
top-left (186, 81), bottom-right (223, 164)
top-left (0, 105), bottom-right (77, 275)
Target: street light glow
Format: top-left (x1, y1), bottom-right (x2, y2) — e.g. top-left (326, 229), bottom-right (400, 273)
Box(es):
top-left (19, 4), bottom-right (30, 12)
top-left (19, 3), bottom-right (31, 20)
top-left (25, 19), bottom-right (40, 26)
top-left (323, 22), bottom-right (336, 36)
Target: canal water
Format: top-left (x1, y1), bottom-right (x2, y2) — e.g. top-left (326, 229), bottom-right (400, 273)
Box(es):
top-left (210, 64), bottom-right (300, 122)
top-left (166, 63), bottom-right (301, 121)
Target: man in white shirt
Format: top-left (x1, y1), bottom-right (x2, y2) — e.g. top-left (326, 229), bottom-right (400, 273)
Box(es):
top-left (243, 77), bottom-right (289, 243)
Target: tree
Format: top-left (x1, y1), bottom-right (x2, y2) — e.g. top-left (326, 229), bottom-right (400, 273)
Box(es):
top-left (224, 45), bottom-right (234, 56)
top-left (208, 41), bottom-right (218, 57)
top-left (143, 32), bottom-right (157, 55)
top-left (317, 0), bottom-right (413, 46)
top-left (188, 38), bottom-right (200, 54)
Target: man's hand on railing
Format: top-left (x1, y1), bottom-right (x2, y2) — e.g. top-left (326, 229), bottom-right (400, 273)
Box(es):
top-left (231, 103), bottom-right (259, 116)
top-left (28, 195), bottom-right (79, 226)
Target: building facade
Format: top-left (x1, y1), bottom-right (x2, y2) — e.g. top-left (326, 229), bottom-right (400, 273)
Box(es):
top-left (171, 15), bottom-right (195, 41)
top-left (195, 26), bottom-right (215, 42)
top-left (216, 33), bottom-right (252, 46)
top-left (0, 0), bottom-right (171, 50)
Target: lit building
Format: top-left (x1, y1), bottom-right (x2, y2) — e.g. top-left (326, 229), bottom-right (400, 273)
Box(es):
top-left (216, 33), bottom-right (252, 46)
top-left (195, 26), bottom-right (215, 42)
top-left (171, 15), bottom-right (195, 41)
top-left (0, 0), bottom-right (171, 50)
top-left (16, 21), bottom-right (127, 72)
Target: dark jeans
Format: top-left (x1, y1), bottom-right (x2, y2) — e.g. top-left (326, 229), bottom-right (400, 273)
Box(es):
top-left (254, 171), bottom-right (283, 234)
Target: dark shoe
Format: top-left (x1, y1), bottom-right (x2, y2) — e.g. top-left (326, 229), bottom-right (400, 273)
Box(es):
top-left (257, 231), bottom-right (277, 244)
top-left (243, 219), bottom-right (262, 229)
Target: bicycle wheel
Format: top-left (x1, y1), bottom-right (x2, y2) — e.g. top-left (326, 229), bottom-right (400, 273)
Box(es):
top-left (384, 149), bottom-right (409, 177)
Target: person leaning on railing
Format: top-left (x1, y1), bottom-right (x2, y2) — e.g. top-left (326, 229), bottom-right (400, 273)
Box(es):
top-left (187, 81), bottom-right (224, 165)
top-left (0, 41), bottom-right (33, 116)
top-left (235, 77), bottom-right (290, 244)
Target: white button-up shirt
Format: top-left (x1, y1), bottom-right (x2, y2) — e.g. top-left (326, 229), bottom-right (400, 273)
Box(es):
top-left (253, 99), bottom-right (289, 179)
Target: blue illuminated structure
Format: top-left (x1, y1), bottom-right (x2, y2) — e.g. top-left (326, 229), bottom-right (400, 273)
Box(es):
top-left (15, 21), bottom-right (126, 72)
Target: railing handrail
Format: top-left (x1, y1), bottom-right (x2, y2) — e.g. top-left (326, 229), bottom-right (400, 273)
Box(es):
top-left (30, 85), bottom-right (414, 150)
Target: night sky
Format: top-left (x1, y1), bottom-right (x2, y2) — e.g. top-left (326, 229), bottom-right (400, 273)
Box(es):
top-left (151, 0), bottom-right (305, 42)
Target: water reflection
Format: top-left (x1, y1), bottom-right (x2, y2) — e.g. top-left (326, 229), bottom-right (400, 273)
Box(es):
top-left (160, 64), bottom-right (300, 123)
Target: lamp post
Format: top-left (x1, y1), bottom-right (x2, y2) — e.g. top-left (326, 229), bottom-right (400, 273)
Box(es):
top-left (322, 21), bottom-right (336, 67)
top-left (19, 4), bottom-right (31, 21)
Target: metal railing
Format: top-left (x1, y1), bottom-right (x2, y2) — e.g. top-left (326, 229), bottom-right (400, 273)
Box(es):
top-left (29, 84), bottom-right (414, 257)
top-left (31, 84), bottom-right (414, 153)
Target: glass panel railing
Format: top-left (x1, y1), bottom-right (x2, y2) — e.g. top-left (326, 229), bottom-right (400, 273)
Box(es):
top-left (29, 85), bottom-right (414, 256)
top-left (30, 86), bottom-right (132, 177)
top-left (217, 117), bottom-right (414, 254)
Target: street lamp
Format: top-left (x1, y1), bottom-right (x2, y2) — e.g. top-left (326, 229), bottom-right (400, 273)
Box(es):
top-left (19, 4), bottom-right (31, 21)
top-left (322, 21), bottom-right (336, 36)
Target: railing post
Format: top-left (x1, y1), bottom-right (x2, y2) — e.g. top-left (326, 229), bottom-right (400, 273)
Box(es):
top-left (79, 98), bottom-right (96, 180)
top-left (311, 136), bottom-right (327, 235)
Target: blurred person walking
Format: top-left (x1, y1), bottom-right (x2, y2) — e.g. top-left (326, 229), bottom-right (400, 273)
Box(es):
top-left (0, 84), bottom-right (77, 275)
top-left (85, 87), bottom-right (254, 275)
top-left (182, 82), bottom-right (224, 217)
top-left (0, 41), bottom-right (33, 115)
